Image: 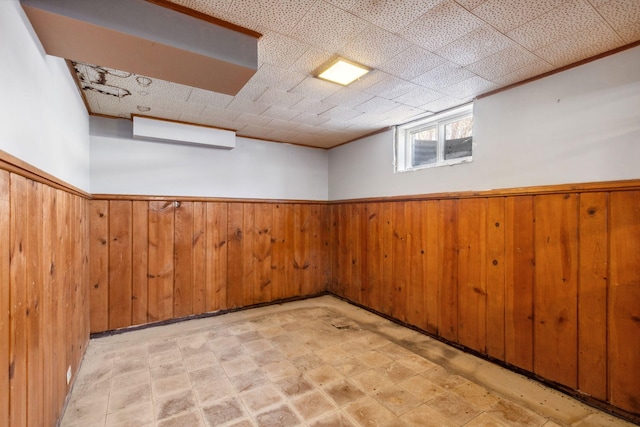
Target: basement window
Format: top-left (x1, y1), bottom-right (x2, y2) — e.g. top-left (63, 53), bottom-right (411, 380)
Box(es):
top-left (395, 103), bottom-right (473, 172)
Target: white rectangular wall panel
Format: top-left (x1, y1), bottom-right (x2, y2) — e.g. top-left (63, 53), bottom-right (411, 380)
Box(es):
top-left (133, 116), bottom-right (236, 149)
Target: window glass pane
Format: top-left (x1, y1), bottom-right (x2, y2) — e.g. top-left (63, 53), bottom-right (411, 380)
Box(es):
top-left (444, 116), bottom-right (472, 160)
top-left (411, 127), bottom-right (437, 167)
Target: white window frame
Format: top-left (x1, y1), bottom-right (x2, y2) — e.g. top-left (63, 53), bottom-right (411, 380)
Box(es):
top-left (394, 103), bottom-right (474, 173)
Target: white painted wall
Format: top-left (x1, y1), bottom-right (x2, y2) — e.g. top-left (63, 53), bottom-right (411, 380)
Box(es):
top-left (90, 117), bottom-right (329, 200)
top-left (328, 45), bottom-right (640, 200)
top-left (0, 0), bottom-right (90, 190)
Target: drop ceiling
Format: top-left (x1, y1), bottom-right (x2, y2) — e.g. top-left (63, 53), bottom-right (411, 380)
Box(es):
top-left (65, 0), bottom-right (640, 149)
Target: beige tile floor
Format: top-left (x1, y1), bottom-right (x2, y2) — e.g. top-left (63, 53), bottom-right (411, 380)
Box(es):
top-left (61, 296), bottom-right (636, 427)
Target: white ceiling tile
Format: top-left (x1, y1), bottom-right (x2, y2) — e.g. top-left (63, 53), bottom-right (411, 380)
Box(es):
top-left (234, 113), bottom-right (273, 127)
top-left (492, 60), bottom-right (555, 86)
top-left (180, 114), bottom-right (238, 130)
top-left (377, 46), bottom-right (446, 80)
top-left (289, 112), bottom-right (331, 126)
top-left (420, 96), bottom-right (468, 113)
top-left (355, 97), bottom-right (400, 114)
top-left (534, 22), bottom-right (625, 67)
top-left (454, 0), bottom-right (487, 10)
top-left (595, 0), bottom-right (640, 42)
top-left (261, 106), bottom-right (301, 121)
top-left (349, 0), bottom-right (443, 32)
top-left (228, 0), bottom-right (316, 33)
top-left (229, 82), bottom-right (267, 102)
top-left (290, 97), bottom-right (336, 114)
top-left (170, 0), bottom-right (234, 13)
top-left (227, 98), bottom-right (269, 115)
top-left (238, 124), bottom-right (272, 139)
top-left (438, 76), bottom-right (499, 98)
top-left (259, 32), bottom-right (311, 68)
top-left (384, 104), bottom-right (428, 123)
top-left (186, 88), bottom-right (234, 107)
top-left (320, 106), bottom-right (365, 121)
top-left (323, 88), bottom-right (376, 109)
top-left (289, 1), bottom-right (369, 52)
top-left (317, 119), bottom-right (352, 130)
top-left (465, 45), bottom-right (541, 80)
top-left (264, 128), bottom-right (300, 143)
top-left (248, 64), bottom-right (308, 91)
top-left (412, 62), bottom-right (476, 90)
top-left (393, 87), bottom-right (443, 107)
top-left (292, 123), bottom-right (326, 134)
top-left (288, 47), bottom-right (334, 75)
top-left (346, 69), bottom-right (392, 92)
top-left (324, 0), bottom-right (360, 10)
top-left (400, 0), bottom-right (485, 51)
top-left (507, 0), bottom-right (605, 51)
top-left (256, 88), bottom-right (304, 108)
top-left (290, 77), bottom-right (343, 99)
top-left (151, 99), bottom-right (206, 116)
top-left (264, 118), bottom-right (302, 131)
top-left (435, 25), bottom-right (513, 66)
top-left (201, 107), bottom-right (243, 122)
top-left (362, 76), bottom-right (418, 99)
top-left (469, 0), bottom-right (566, 32)
top-left (340, 26), bottom-right (412, 68)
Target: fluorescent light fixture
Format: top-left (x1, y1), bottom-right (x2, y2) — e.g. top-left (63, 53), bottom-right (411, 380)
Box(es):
top-left (316, 57), bottom-right (370, 86)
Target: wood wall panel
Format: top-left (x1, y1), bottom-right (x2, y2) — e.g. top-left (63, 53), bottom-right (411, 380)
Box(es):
top-left (205, 203), bottom-right (227, 312)
top-left (148, 201), bottom-right (175, 322)
top-left (533, 194), bottom-right (578, 388)
top-left (577, 192), bottom-right (608, 400)
top-left (438, 199), bottom-right (458, 342)
top-left (132, 201), bottom-right (149, 325)
top-left (609, 191), bottom-right (640, 414)
top-left (504, 196), bottom-right (534, 371)
top-left (365, 203), bottom-right (382, 313)
top-left (485, 197), bottom-right (505, 360)
top-left (1, 165), bottom-right (89, 427)
top-left (406, 201), bottom-right (424, 329)
top-left (423, 201), bottom-right (439, 335)
top-left (108, 201), bottom-right (132, 329)
top-left (174, 201), bottom-right (194, 318)
top-left (0, 170), bottom-right (9, 425)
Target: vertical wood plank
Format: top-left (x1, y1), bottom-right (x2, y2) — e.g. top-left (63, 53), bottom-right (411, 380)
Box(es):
top-left (438, 199), bottom-right (458, 342)
top-left (254, 203), bottom-right (273, 303)
top-left (578, 192), bottom-right (608, 400)
top-left (310, 204), bottom-right (327, 294)
top-left (381, 203), bottom-right (394, 316)
top-left (283, 204), bottom-right (295, 299)
top-left (88, 201), bottom-right (109, 332)
top-left (406, 201), bottom-right (424, 329)
top-left (424, 201), bottom-right (439, 334)
top-left (108, 201), bottom-right (133, 329)
top-left (294, 204), bottom-right (312, 297)
top-left (26, 180), bottom-right (43, 427)
top-left (349, 204), bottom-right (362, 304)
top-left (392, 202), bottom-right (408, 321)
top-left (337, 204), bottom-right (350, 300)
top-left (148, 201), bottom-right (175, 322)
top-left (609, 191), bottom-right (640, 414)
top-left (271, 204), bottom-right (286, 301)
top-left (534, 194), bottom-right (578, 388)
top-left (174, 201), bottom-right (194, 318)
top-left (41, 186), bottom-right (55, 426)
top-left (192, 202), bottom-right (207, 314)
top-left (131, 201), bottom-right (148, 326)
top-left (457, 198), bottom-right (487, 353)
top-left (366, 203), bottom-right (383, 312)
top-left (242, 203), bottom-right (255, 306)
top-left (9, 174), bottom-right (28, 427)
top-left (226, 203), bottom-right (244, 308)
top-left (357, 203), bottom-right (369, 305)
top-left (504, 196), bottom-right (535, 371)
top-left (486, 197), bottom-right (506, 361)
top-left (0, 170), bottom-right (10, 425)
top-left (205, 203), bottom-right (227, 312)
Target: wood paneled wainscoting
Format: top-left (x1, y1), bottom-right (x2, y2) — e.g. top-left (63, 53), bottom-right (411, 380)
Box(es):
top-left (0, 153), bottom-right (90, 427)
top-left (329, 183), bottom-right (640, 421)
top-left (88, 197), bottom-right (331, 333)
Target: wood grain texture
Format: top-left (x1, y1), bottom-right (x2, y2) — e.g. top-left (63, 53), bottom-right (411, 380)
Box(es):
top-left (438, 199), bottom-right (458, 342)
top-left (206, 203), bottom-right (227, 312)
top-left (457, 198), bottom-right (487, 353)
top-left (0, 170), bottom-right (10, 425)
top-left (423, 201), bottom-right (439, 335)
top-left (174, 201), bottom-right (194, 318)
top-left (406, 201), bottom-right (424, 329)
top-left (254, 203), bottom-right (273, 304)
top-left (486, 197), bottom-right (506, 360)
top-left (89, 201), bottom-right (109, 332)
top-left (504, 196), bottom-right (534, 371)
top-left (192, 202), bottom-right (207, 314)
top-left (108, 201), bottom-right (132, 329)
top-left (609, 191), bottom-right (640, 414)
top-left (392, 202), bottom-right (408, 322)
top-left (132, 201), bottom-right (149, 325)
top-left (578, 192), bottom-right (608, 400)
top-left (226, 203), bottom-right (244, 309)
top-left (365, 203), bottom-right (382, 312)
top-left (148, 201), bottom-right (175, 322)
top-left (533, 194), bottom-right (578, 388)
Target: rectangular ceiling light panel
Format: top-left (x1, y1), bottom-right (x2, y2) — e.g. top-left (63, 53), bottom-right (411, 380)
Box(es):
top-left (133, 116), bottom-right (236, 149)
top-left (317, 57), bottom-right (371, 86)
top-left (20, 0), bottom-right (258, 95)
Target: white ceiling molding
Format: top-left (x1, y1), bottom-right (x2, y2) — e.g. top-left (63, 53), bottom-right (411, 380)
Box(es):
top-left (133, 116), bottom-right (236, 149)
